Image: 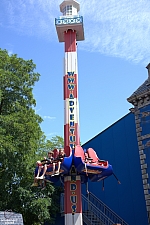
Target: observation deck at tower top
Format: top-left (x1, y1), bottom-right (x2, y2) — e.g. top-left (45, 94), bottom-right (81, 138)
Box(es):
top-left (55, 0), bottom-right (84, 42)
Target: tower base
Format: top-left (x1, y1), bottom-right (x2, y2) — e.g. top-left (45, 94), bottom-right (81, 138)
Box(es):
top-left (65, 213), bottom-right (83, 225)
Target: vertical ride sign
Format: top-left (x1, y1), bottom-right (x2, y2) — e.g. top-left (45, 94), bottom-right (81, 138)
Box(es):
top-left (68, 71), bottom-right (77, 150)
top-left (64, 176), bottom-right (82, 214)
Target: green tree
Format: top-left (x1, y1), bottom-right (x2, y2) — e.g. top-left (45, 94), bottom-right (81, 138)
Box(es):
top-left (41, 135), bottom-right (64, 156)
top-left (34, 134), bottom-right (64, 161)
top-left (0, 49), bottom-right (63, 225)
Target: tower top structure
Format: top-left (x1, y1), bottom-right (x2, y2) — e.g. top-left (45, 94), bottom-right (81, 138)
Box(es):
top-left (60, 0), bottom-right (80, 16)
top-left (55, 0), bottom-right (84, 42)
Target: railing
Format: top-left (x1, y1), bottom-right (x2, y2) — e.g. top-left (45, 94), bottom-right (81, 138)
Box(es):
top-left (87, 192), bottom-right (128, 225)
top-left (60, 192), bottom-right (128, 225)
top-left (82, 194), bottom-right (114, 225)
top-left (57, 15), bottom-right (82, 20)
top-left (82, 212), bottom-right (103, 225)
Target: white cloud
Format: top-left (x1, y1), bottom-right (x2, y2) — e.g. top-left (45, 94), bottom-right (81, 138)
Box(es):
top-left (0, 0), bottom-right (59, 39)
top-left (46, 132), bottom-right (57, 137)
top-left (8, 50), bottom-right (13, 55)
top-left (35, 107), bottom-right (42, 114)
top-left (33, 108), bottom-right (56, 120)
top-left (43, 116), bottom-right (56, 120)
top-left (79, 0), bottom-right (150, 64)
top-left (3, 43), bottom-right (14, 56)
top-left (1, 0), bottom-right (150, 64)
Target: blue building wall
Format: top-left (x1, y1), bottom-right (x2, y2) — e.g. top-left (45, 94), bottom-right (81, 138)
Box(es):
top-left (82, 112), bottom-right (148, 225)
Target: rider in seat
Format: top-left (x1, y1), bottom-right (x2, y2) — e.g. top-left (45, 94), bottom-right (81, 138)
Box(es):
top-left (31, 151), bottom-right (54, 188)
top-left (51, 149), bottom-right (65, 176)
top-left (36, 151), bottom-right (54, 180)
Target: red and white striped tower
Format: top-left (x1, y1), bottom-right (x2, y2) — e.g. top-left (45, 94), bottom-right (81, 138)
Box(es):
top-left (55, 1), bottom-right (84, 224)
top-left (63, 27), bottom-right (80, 150)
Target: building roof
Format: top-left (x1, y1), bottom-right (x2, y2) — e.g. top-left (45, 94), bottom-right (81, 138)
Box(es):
top-left (127, 64), bottom-right (150, 103)
top-left (127, 79), bottom-right (150, 102)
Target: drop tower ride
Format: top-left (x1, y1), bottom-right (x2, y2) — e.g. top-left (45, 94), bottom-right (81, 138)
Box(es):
top-left (55, 0), bottom-right (84, 149)
top-left (55, 1), bottom-right (84, 224)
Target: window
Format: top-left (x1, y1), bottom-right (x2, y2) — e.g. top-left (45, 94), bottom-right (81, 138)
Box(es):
top-left (63, 5), bottom-right (72, 16)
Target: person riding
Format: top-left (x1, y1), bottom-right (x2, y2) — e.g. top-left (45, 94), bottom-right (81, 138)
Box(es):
top-left (36, 151), bottom-right (54, 180)
top-left (31, 151), bottom-right (54, 187)
top-left (51, 148), bottom-right (65, 176)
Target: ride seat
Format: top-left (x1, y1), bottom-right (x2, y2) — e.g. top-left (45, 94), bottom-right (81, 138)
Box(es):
top-left (87, 148), bottom-right (99, 163)
top-left (87, 148), bottom-right (108, 167)
top-left (84, 152), bottom-right (93, 163)
top-left (74, 145), bottom-right (85, 161)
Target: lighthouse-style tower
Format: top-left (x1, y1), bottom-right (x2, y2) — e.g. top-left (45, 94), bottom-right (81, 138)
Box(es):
top-left (55, 1), bottom-right (84, 225)
top-left (55, 0), bottom-right (84, 149)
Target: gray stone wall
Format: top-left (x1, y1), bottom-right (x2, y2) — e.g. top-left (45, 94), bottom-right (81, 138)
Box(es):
top-left (0, 211), bottom-right (23, 225)
top-left (130, 100), bottom-right (150, 224)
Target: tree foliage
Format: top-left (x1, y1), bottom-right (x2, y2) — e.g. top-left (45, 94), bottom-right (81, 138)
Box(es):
top-left (37, 135), bottom-right (64, 158)
top-left (0, 49), bottom-right (63, 225)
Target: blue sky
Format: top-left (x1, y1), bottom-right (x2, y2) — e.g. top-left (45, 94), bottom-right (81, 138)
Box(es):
top-left (0, 0), bottom-right (150, 144)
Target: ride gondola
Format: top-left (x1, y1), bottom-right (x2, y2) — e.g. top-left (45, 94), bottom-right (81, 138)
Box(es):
top-left (73, 145), bottom-right (113, 182)
top-left (33, 145), bottom-right (113, 186)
